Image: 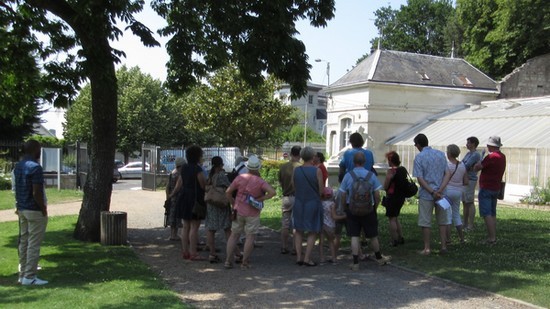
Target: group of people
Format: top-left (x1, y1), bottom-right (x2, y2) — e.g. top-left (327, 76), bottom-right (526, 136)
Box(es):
top-left (10, 131), bottom-right (506, 288)
top-left (412, 133), bottom-right (506, 255)
top-left (279, 133), bottom-right (391, 270)
top-left (164, 132), bottom-right (506, 270)
top-left (165, 146), bottom-right (276, 269)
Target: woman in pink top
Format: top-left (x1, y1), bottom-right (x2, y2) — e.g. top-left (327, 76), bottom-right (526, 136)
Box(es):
top-left (224, 155), bottom-right (275, 269)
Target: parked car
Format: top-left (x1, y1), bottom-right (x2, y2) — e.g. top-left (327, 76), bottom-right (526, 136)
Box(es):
top-left (114, 160), bottom-right (125, 169)
top-left (113, 166), bottom-right (122, 183)
top-left (118, 162), bottom-right (150, 179)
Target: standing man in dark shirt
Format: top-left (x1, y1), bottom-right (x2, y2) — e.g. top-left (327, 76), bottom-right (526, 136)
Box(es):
top-left (278, 145), bottom-right (301, 254)
top-left (14, 140), bottom-right (48, 285)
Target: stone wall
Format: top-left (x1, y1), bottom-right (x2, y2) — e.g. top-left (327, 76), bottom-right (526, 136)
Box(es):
top-left (499, 54), bottom-right (550, 99)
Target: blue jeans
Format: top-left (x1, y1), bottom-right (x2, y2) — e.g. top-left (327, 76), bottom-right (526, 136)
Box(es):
top-left (478, 188), bottom-right (498, 217)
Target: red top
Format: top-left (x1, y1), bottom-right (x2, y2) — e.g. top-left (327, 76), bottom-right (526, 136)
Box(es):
top-left (479, 151), bottom-right (506, 191)
top-left (318, 163), bottom-right (328, 186)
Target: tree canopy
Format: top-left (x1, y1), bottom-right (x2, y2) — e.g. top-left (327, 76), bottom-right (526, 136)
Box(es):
top-left (457, 0), bottom-right (550, 79)
top-left (368, 0), bottom-right (550, 79)
top-left (64, 66), bottom-right (192, 161)
top-left (1, 1), bottom-right (335, 241)
top-left (370, 0), bottom-right (455, 56)
top-left (181, 65), bottom-right (299, 150)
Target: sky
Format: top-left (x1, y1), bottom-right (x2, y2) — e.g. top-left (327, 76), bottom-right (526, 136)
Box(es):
top-left (43, 0), bottom-right (409, 137)
top-left (112, 0), bottom-right (409, 86)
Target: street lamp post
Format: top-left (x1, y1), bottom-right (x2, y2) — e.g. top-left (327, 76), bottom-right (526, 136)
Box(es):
top-left (315, 59), bottom-right (330, 86)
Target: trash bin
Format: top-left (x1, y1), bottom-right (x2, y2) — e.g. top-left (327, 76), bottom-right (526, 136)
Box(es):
top-left (100, 211), bottom-right (127, 246)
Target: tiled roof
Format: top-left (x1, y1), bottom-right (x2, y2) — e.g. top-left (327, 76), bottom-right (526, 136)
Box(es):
top-left (330, 50), bottom-right (497, 91)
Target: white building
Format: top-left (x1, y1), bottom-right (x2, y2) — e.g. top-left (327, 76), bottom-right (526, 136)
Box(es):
top-left (324, 49), bottom-right (499, 160)
top-left (276, 82), bottom-right (327, 136)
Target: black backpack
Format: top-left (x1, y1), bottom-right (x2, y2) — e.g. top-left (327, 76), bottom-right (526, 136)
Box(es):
top-left (227, 165), bottom-right (245, 183)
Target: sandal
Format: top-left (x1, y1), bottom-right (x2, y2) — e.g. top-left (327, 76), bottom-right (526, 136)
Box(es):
top-left (234, 253), bottom-right (243, 264)
top-left (296, 261), bottom-right (304, 266)
top-left (280, 248), bottom-right (290, 254)
top-left (304, 261), bottom-right (317, 267)
top-left (182, 252), bottom-right (190, 260)
top-left (189, 254), bottom-right (206, 261)
top-left (209, 255), bottom-right (221, 264)
top-left (224, 261), bottom-right (233, 269)
top-left (418, 249), bottom-right (431, 256)
top-left (241, 260), bottom-right (250, 269)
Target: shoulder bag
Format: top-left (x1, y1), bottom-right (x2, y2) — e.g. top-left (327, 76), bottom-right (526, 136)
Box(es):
top-left (399, 167), bottom-right (418, 198)
top-left (205, 173), bottom-right (230, 208)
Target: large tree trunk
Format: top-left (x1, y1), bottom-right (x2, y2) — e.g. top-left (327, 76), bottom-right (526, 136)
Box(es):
top-left (73, 35), bottom-right (118, 242)
top-left (29, 0), bottom-right (119, 242)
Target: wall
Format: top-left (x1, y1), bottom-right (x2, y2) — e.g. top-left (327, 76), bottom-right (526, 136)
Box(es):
top-left (326, 83), bottom-right (497, 160)
top-left (499, 54), bottom-right (550, 99)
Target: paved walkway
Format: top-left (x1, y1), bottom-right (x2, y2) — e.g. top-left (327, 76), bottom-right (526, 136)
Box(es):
top-left (1, 190), bottom-right (541, 308)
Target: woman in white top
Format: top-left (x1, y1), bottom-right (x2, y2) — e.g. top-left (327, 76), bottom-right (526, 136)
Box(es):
top-left (442, 144), bottom-right (469, 244)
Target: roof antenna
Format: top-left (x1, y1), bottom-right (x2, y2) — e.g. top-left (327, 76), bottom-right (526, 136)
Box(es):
top-left (451, 41), bottom-right (455, 58)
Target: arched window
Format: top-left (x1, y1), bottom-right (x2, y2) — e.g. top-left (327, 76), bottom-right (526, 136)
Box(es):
top-left (340, 118), bottom-right (352, 149)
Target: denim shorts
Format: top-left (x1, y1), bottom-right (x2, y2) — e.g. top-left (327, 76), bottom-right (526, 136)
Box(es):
top-left (478, 188), bottom-right (498, 217)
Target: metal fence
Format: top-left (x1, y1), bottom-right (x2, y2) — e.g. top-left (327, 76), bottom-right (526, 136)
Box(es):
top-left (0, 140), bottom-right (23, 163)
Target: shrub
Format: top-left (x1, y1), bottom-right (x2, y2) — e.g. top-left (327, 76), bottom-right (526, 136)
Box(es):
top-left (0, 158), bottom-right (13, 190)
top-left (0, 173), bottom-right (11, 190)
top-left (260, 159), bottom-right (286, 198)
top-left (520, 178), bottom-right (550, 205)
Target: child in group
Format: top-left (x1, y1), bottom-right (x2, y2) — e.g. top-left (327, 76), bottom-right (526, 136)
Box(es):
top-left (319, 187), bottom-right (347, 265)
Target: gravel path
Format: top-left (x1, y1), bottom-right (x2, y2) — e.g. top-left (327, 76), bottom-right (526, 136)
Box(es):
top-left (1, 190), bottom-right (541, 308)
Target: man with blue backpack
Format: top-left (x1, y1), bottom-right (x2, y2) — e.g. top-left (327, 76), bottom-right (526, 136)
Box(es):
top-left (339, 151), bottom-right (391, 271)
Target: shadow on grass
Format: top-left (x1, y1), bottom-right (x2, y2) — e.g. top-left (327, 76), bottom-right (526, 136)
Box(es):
top-left (260, 200), bottom-right (549, 306)
top-left (376, 207), bottom-right (550, 306)
top-left (0, 216), bottom-right (182, 308)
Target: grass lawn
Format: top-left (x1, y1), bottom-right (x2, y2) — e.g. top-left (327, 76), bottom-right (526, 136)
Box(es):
top-left (0, 215), bottom-right (184, 308)
top-left (261, 198), bottom-right (550, 307)
top-left (0, 189), bottom-right (83, 211)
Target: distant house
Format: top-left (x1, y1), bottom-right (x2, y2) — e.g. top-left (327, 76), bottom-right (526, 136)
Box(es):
top-left (276, 82), bottom-right (327, 136)
top-left (324, 49), bottom-right (499, 159)
top-left (33, 123), bottom-right (57, 138)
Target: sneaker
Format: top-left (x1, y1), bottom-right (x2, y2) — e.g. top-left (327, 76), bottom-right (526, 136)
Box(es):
top-left (21, 277), bottom-right (48, 286)
top-left (349, 263), bottom-right (360, 271)
top-left (376, 255), bottom-right (392, 266)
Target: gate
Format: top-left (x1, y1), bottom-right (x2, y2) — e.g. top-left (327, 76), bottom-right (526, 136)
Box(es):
top-left (141, 144), bottom-right (159, 191)
top-left (141, 144), bottom-right (182, 191)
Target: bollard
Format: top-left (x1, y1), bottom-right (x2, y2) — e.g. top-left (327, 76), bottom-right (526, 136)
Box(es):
top-left (100, 211), bottom-right (128, 246)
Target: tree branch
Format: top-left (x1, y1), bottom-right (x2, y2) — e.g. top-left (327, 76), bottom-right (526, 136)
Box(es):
top-left (26, 0), bottom-right (79, 32)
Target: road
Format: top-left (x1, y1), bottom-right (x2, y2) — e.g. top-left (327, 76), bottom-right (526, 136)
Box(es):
top-left (112, 179), bottom-right (142, 191)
